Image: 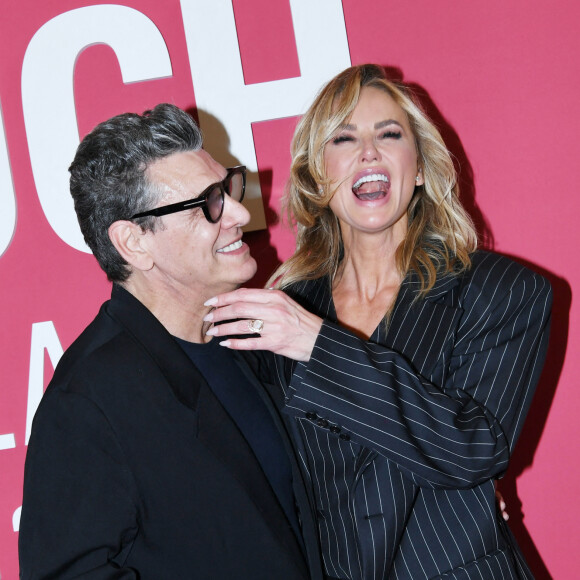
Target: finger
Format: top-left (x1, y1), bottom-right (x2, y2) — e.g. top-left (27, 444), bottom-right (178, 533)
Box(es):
top-left (205, 304), bottom-right (269, 325)
top-left (205, 288), bottom-right (282, 308)
top-left (206, 318), bottom-right (263, 337)
top-left (218, 337), bottom-right (263, 350)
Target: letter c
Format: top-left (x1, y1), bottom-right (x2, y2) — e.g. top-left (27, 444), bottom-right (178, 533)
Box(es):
top-left (22, 5), bottom-right (173, 252)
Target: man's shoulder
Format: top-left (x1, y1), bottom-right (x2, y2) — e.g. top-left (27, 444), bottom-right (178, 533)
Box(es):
top-left (48, 301), bottom-right (154, 399)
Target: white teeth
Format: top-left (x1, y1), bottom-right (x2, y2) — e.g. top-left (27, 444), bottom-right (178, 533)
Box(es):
top-left (217, 240), bottom-right (243, 253)
top-left (353, 173), bottom-right (389, 189)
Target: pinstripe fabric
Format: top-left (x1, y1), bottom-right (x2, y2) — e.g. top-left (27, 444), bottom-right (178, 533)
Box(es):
top-left (267, 251), bottom-right (552, 580)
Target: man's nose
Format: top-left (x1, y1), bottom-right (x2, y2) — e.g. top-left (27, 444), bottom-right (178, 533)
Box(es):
top-left (220, 193), bottom-right (250, 228)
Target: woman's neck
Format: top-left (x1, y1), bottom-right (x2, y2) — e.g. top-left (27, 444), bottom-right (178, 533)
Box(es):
top-left (334, 228), bottom-right (403, 299)
top-left (332, 232), bottom-right (404, 339)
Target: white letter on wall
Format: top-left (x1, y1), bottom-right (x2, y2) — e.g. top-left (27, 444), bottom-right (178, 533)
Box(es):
top-left (13, 506), bottom-right (21, 532)
top-left (22, 5), bottom-right (173, 253)
top-left (180, 0), bottom-right (351, 229)
top-left (25, 321), bottom-right (64, 444)
top-left (0, 433), bottom-right (16, 451)
top-left (0, 100), bottom-right (16, 258)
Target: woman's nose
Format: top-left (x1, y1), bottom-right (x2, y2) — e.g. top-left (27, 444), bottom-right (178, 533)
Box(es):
top-left (360, 137), bottom-right (381, 163)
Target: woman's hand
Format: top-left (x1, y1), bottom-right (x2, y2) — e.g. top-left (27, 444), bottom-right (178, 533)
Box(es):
top-left (495, 486), bottom-right (509, 521)
top-left (204, 288), bottom-right (323, 362)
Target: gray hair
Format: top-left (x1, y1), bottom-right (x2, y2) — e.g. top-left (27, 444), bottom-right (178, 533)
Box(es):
top-left (69, 103), bottom-right (203, 282)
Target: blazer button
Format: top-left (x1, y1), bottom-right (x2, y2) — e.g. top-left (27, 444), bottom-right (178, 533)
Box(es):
top-left (305, 411), bottom-right (318, 421)
top-left (317, 418), bottom-right (329, 428)
top-left (329, 425), bottom-right (341, 434)
top-left (339, 433), bottom-right (351, 441)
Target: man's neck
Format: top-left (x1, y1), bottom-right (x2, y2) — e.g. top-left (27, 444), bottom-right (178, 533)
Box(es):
top-left (119, 277), bottom-right (213, 343)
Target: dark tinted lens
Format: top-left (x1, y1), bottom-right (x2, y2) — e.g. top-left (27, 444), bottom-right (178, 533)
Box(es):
top-left (226, 170), bottom-right (244, 202)
top-left (206, 186), bottom-right (224, 222)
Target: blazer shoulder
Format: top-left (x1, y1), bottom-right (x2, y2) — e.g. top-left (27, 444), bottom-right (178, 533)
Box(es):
top-left (283, 276), bottom-right (333, 319)
top-left (464, 250), bottom-right (552, 300)
top-left (47, 306), bottom-right (153, 402)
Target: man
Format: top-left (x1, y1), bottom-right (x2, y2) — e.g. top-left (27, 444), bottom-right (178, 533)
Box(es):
top-left (19, 104), bottom-right (322, 579)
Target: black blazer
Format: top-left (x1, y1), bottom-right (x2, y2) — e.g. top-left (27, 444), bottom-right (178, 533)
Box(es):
top-left (257, 251), bottom-right (552, 580)
top-left (19, 285), bottom-right (322, 579)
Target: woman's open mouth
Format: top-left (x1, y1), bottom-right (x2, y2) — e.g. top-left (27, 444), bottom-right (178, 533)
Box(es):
top-left (352, 173), bottom-right (390, 201)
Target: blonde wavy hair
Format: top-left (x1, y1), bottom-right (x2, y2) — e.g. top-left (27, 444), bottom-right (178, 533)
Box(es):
top-left (268, 64), bottom-right (478, 295)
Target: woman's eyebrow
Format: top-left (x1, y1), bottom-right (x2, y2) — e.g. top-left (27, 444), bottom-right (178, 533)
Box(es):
top-left (337, 119), bottom-right (403, 131)
top-left (375, 119), bottom-right (403, 130)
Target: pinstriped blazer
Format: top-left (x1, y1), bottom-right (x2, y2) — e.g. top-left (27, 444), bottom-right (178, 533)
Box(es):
top-left (257, 251), bottom-right (552, 580)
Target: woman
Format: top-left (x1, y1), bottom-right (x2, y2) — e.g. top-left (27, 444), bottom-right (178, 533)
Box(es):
top-left (204, 65), bottom-right (552, 579)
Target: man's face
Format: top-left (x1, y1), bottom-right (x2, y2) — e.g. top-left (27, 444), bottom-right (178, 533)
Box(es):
top-left (141, 149), bottom-right (257, 303)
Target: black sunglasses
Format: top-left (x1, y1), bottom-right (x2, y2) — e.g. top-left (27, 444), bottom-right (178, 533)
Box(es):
top-left (130, 165), bottom-right (246, 224)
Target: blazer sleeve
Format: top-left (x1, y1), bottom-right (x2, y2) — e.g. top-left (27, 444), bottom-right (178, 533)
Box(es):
top-left (19, 389), bottom-right (139, 579)
top-left (283, 259), bottom-right (552, 489)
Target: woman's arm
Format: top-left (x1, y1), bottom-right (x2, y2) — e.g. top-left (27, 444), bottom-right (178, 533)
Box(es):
top-left (205, 257), bottom-right (552, 488)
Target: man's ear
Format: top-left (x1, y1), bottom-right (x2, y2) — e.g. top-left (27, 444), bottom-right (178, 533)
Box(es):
top-left (108, 220), bottom-right (154, 272)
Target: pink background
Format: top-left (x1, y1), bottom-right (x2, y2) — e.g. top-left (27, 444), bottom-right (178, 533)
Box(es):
top-left (1, 1), bottom-right (578, 578)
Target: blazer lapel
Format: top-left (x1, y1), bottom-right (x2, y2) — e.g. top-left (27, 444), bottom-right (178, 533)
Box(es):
top-left (234, 353), bottom-right (323, 577)
top-left (294, 272), bottom-right (463, 383)
top-left (106, 284), bottom-right (203, 412)
top-left (194, 357), bottom-right (309, 576)
top-left (383, 271), bottom-right (463, 382)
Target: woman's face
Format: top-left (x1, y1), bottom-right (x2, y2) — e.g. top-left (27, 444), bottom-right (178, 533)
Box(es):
top-left (324, 86), bottom-right (423, 242)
